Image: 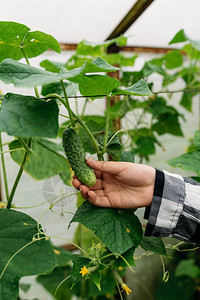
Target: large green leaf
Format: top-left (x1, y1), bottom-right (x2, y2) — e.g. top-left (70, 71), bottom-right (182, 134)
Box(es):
top-left (175, 259), bottom-right (200, 279)
top-left (70, 201), bottom-right (143, 255)
top-left (112, 79), bottom-right (153, 96)
top-left (0, 93), bottom-right (59, 138)
top-left (167, 150), bottom-right (200, 175)
top-left (140, 235), bottom-right (167, 256)
top-left (37, 266), bottom-right (72, 300)
top-left (0, 57), bottom-right (119, 89)
top-left (0, 59), bottom-right (83, 87)
top-left (72, 74), bottom-right (120, 97)
top-left (9, 139), bottom-right (72, 180)
top-left (164, 50), bottom-right (183, 69)
top-left (120, 150), bottom-right (135, 163)
top-left (0, 21), bottom-right (60, 62)
top-left (152, 113), bottom-right (183, 136)
top-left (0, 209), bottom-right (56, 300)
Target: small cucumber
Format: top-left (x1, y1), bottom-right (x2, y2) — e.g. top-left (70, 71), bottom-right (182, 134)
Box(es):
top-left (62, 128), bottom-right (96, 187)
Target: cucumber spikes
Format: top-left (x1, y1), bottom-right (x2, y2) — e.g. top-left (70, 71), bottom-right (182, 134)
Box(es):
top-left (63, 128), bottom-right (97, 187)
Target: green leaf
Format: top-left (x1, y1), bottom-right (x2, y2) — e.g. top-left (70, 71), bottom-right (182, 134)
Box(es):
top-left (164, 50), bottom-right (183, 69)
top-left (37, 265), bottom-right (72, 300)
top-left (0, 21), bottom-right (60, 62)
top-left (167, 150), bottom-right (200, 176)
top-left (72, 74), bottom-right (120, 97)
top-left (88, 268), bottom-right (116, 297)
top-left (180, 92), bottom-right (193, 112)
top-left (155, 273), bottom-right (196, 300)
top-left (70, 201), bottom-right (143, 255)
top-left (162, 72), bottom-right (179, 87)
top-left (194, 131), bottom-right (200, 150)
top-left (114, 247), bottom-right (135, 269)
top-left (0, 59), bottom-right (83, 87)
top-left (53, 246), bottom-right (72, 267)
top-left (71, 254), bottom-right (91, 287)
top-left (175, 259), bottom-right (200, 279)
top-left (112, 79), bottom-right (153, 96)
top-left (0, 21), bottom-right (30, 62)
top-left (79, 119), bottom-right (104, 154)
top-left (152, 113), bottom-right (183, 136)
top-left (109, 100), bottom-right (130, 119)
top-left (41, 81), bottom-right (78, 97)
top-left (169, 29), bottom-right (200, 51)
top-left (106, 134), bottom-right (122, 161)
top-left (84, 57), bottom-right (119, 73)
top-left (19, 283), bottom-right (31, 293)
top-left (148, 97), bottom-right (177, 116)
top-left (40, 60), bottom-right (66, 73)
top-left (182, 44), bottom-right (200, 59)
top-left (0, 209), bottom-right (56, 300)
top-left (104, 53), bottom-right (138, 67)
top-left (91, 270), bottom-right (102, 291)
top-left (9, 139), bottom-right (72, 180)
top-left (120, 150), bottom-right (135, 163)
top-left (121, 71), bottom-right (143, 86)
top-left (142, 62), bottom-right (166, 77)
top-left (140, 235), bottom-right (167, 255)
top-left (76, 36), bottom-right (127, 56)
top-left (169, 29), bottom-right (187, 44)
top-left (0, 93), bottom-right (59, 138)
top-left (22, 30), bottom-right (61, 57)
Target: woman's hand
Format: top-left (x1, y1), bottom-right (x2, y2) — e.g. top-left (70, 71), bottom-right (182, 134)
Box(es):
top-left (72, 158), bottom-right (156, 209)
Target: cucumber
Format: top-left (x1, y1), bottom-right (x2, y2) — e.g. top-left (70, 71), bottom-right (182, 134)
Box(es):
top-left (62, 128), bottom-right (96, 187)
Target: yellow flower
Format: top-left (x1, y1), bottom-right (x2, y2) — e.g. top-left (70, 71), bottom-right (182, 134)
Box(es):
top-left (80, 265), bottom-right (89, 277)
top-left (118, 266), bottom-right (124, 272)
top-left (121, 283), bottom-right (132, 295)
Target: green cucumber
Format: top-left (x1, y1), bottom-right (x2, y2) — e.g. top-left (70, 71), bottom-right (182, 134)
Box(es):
top-left (62, 128), bottom-right (96, 187)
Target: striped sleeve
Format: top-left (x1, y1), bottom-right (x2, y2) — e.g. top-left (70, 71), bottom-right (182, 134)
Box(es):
top-left (144, 169), bottom-right (200, 245)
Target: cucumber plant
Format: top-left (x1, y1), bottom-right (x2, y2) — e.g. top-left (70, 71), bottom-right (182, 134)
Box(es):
top-left (0, 21), bottom-right (199, 300)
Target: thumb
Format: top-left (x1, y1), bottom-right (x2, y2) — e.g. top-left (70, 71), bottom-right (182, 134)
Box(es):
top-left (86, 158), bottom-right (129, 175)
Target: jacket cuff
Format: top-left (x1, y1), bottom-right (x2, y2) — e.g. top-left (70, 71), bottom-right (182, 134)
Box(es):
top-left (144, 169), bottom-right (185, 238)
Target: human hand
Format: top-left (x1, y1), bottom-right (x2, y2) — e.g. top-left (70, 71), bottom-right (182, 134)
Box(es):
top-left (72, 158), bottom-right (156, 209)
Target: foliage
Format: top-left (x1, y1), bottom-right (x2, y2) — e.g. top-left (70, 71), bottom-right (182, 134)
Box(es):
top-left (0, 21), bottom-right (199, 300)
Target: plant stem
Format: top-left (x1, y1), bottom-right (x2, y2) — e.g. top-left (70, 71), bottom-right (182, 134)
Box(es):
top-left (18, 137), bottom-right (32, 154)
top-left (0, 133), bottom-right (9, 201)
top-left (45, 93), bottom-right (100, 156)
top-left (60, 80), bottom-right (75, 127)
top-left (102, 96), bottom-right (111, 154)
top-left (81, 98), bottom-right (88, 117)
top-left (7, 138), bottom-right (31, 209)
top-left (20, 46), bottom-right (40, 98)
top-left (74, 114), bottom-right (100, 155)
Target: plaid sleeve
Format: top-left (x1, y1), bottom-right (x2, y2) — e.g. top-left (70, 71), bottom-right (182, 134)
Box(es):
top-left (144, 169), bottom-right (200, 245)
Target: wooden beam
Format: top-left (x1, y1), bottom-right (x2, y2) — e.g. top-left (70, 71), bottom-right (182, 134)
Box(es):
top-left (106, 0), bottom-right (155, 40)
top-left (60, 42), bottom-right (176, 54)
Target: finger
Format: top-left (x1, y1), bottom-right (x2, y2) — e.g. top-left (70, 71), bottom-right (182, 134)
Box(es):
top-left (72, 178), bottom-right (82, 190)
top-left (86, 158), bottom-right (130, 175)
top-left (87, 191), bottom-right (114, 208)
top-left (93, 170), bottom-right (102, 179)
top-left (79, 185), bottom-right (89, 199)
top-left (88, 179), bottom-right (103, 191)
